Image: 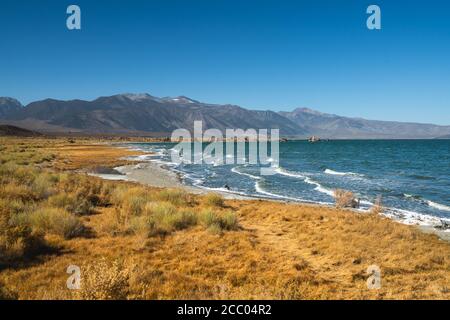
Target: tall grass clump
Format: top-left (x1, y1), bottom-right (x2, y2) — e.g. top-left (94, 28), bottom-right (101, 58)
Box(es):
top-left (24, 207), bottom-right (84, 239)
top-left (0, 199), bottom-right (47, 262)
top-left (110, 187), bottom-right (153, 228)
top-left (30, 173), bottom-right (58, 200)
top-left (203, 193), bottom-right (225, 207)
top-left (153, 188), bottom-right (190, 206)
top-left (200, 209), bottom-right (238, 233)
top-left (334, 189), bottom-right (359, 209)
top-left (129, 203), bottom-right (197, 237)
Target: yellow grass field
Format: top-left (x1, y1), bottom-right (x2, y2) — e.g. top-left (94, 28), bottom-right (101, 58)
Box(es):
top-left (0, 137), bottom-right (448, 300)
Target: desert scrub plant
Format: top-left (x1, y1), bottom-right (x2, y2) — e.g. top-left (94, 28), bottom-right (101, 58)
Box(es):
top-left (143, 202), bottom-right (178, 236)
top-left (149, 208), bottom-right (197, 234)
top-left (130, 204), bottom-right (197, 237)
top-left (153, 188), bottom-right (191, 206)
top-left (334, 189), bottom-right (359, 209)
top-left (24, 207), bottom-right (84, 239)
top-left (370, 196), bottom-right (384, 215)
top-left (203, 193), bottom-right (225, 207)
top-left (30, 173), bottom-right (58, 200)
top-left (0, 199), bottom-right (47, 262)
top-left (47, 193), bottom-right (93, 216)
top-left (1, 182), bottom-right (35, 202)
top-left (0, 226), bottom-right (46, 262)
top-left (111, 188), bottom-right (153, 228)
top-left (76, 259), bottom-right (131, 300)
top-left (200, 209), bottom-right (238, 233)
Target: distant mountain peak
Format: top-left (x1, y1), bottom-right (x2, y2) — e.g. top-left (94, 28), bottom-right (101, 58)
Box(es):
top-left (0, 97), bottom-right (23, 117)
top-left (120, 93), bottom-right (154, 101)
top-left (293, 107), bottom-right (324, 115)
top-left (0, 97), bottom-right (23, 108)
top-left (163, 96), bottom-right (200, 104)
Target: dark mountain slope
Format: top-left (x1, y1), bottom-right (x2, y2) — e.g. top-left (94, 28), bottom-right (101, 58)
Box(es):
top-left (1, 94), bottom-right (449, 138)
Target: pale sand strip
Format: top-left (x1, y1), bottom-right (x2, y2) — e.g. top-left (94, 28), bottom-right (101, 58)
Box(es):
top-left (92, 161), bottom-right (251, 200)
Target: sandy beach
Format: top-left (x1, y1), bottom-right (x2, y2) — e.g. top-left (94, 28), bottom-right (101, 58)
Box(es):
top-left (91, 159), bottom-right (255, 200)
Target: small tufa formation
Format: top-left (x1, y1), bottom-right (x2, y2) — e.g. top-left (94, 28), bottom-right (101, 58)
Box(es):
top-left (308, 136), bottom-right (321, 143)
top-left (334, 189), bottom-right (360, 209)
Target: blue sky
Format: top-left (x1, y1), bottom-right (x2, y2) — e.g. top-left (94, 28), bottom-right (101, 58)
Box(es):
top-left (0, 0), bottom-right (449, 124)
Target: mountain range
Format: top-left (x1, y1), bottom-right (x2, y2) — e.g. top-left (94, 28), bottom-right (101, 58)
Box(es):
top-left (1, 94), bottom-right (449, 139)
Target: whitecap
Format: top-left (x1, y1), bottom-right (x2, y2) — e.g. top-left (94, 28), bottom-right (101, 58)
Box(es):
top-left (426, 200), bottom-right (450, 212)
top-left (383, 206), bottom-right (450, 227)
top-left (274, 167), bottom-right (305, 179)
top-left (231, 167), bottom-right (261, 180)
top-left (304, 177), bottom-right (335, 197)
top-left (324, 169), bottom-right (364, 177)
top-left (255, 181), bottom-right (301, 201)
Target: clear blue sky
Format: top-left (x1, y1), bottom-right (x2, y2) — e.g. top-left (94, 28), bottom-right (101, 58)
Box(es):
top-left (1, 0), bottom-right (449, 124)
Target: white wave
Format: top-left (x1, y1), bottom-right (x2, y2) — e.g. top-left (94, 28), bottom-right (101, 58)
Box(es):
top-left (403, 193), bottom-right (450, 212)
top-left (360, 199), bottom-right (374, 207)
top-left (324, 169), bottom-right (363, 177)
top-left (195, 184), bottom-right (253, 198)
top-left (383, 206), bottom-right (450, 227)
top-left (426, 200), bottom-right (450, 212)
top-left (274, 167), bottom-right (305, 179)
top-left (304, 177), bottom-right (335, 197)
top-left (255, 181), bottom-right (301, 201)
top-left (127, 154), bottom-right (155, 161)
top-left (254, 181), bottom-right (333, 205)
top-left (231, 167), bottom-right (261, 180)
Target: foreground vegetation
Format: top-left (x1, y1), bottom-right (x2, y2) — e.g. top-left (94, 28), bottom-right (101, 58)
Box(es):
top-left (0, 137), bottom-right (449, 299)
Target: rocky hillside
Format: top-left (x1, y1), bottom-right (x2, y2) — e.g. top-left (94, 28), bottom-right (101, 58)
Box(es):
top-left (1, 94), bottom-right (449, 138)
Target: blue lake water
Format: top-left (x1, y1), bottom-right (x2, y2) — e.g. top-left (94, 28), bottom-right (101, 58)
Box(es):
top-left (126, 140), bottom-right (450, 228)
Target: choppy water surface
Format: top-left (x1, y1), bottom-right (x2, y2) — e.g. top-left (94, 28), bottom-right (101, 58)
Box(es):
top-left (125, 140), bottom-right (450, 228)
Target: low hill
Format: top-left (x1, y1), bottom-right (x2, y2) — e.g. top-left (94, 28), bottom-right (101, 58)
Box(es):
top-left (0, 125), bottom-right (42, 137)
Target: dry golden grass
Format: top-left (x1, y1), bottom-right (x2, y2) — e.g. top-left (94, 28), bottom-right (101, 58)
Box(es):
top-left (0, 137), bottom-right (449, 300)
top-left (50, 144), bottom-right (143, 171)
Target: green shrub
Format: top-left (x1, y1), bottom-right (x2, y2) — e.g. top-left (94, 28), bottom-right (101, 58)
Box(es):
top-left (26, 207), bottom-right (84, 239)
top-left (200, 209), bottom-right (238, 232)
top-left (47, 193), bottom-right (93, 215)
top-left (153, 188), bottom-right (190, 206)
top-left (1, 183), bottom-right (35, 201)
top-left (149, 208), bottom-right (197, 232)
top-left (131, 204), bottom-right (197, 237)
top-left (31, 174), bottom-right (57, 199)
top-left (145, 202), bottom-right (177, 216)
top-left (203, 193), bottom-right (225, 207)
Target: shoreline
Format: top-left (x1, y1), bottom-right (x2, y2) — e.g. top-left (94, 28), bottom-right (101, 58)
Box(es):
top-left (2, 137), bottom-right (449, 299)
top-left (91, 144), bottom-right (450, 242)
